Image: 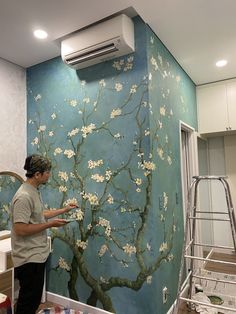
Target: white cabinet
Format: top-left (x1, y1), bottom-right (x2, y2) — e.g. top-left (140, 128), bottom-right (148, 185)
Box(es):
top-left (226, 81), bottom-right (236, 130)
top-left (197, 80), bottom-right (236, 134)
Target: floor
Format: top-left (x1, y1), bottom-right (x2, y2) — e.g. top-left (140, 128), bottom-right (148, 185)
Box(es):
top-left (37, 252), bottom-right (236, 314)
top-left (177, 251), bottom-right (236, 314)
top-left (204, 251), bottom-right (236, 274)
top-left (37, 301), bottom-right (57, 313)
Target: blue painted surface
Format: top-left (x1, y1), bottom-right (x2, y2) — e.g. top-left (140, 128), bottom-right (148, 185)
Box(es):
top-left (26, 16), bottom-right (196, 314)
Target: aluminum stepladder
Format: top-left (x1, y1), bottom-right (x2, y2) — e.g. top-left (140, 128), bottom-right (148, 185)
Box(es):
top-left (173, 176), bottom-right (236, 314)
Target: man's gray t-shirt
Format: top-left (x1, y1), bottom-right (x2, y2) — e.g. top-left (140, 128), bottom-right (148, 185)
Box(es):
top-left (11, 183), bottom-right (50, 267)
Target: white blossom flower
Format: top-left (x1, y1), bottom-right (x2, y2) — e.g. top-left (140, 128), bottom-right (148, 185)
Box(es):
top-left (146, 276), bottom-right (152, 284)
top-left (142, 161), bottom-right (156, 171)
top-left (107, 194), bottom-right (113, 204)
top-left (64, 149), bottom-right (76, 159)
top-left (58, 171), bottom-right (68, 182)
top-left (115, 83), bottom-right (123, 91)
top-left (48, 131), bottom-right (54, 137)
top-left (127, 56), bottom-right (133, 63)
top-left (83, 193), bottom-right (99, 205)
top-left (160, 214), bottom-right (165, 222)
top-left (83, 97), bottom-right (90, 104)
top-left (167, 156), bottom-right (172, 165)
top-left (105, 170), bottom-right (112, 181)
top-left (99, 79), bottom-right (106, 87)
top-left (51, 113), bottom-right (57, 120)
top-left (110, 108), bottom-right (122, 119)
top-left (114, 133), bottom-right (121, 139)
top-left (98, 217), bottom-right (111, 237)
top-left (59, 186), bottom-right (67, 193)
top-left (160, 106), bottom-right (166, 116)
top-left (120, 207), bottom-right (126, 213)
top-left (58, 257), bottom-right (70, 271)
top-left (81, 123), bottom-right (96, 138)
top-left (130, 84), bottom-right (137, 94)
top-left (69, 99), bottom-right (77, 107)
top-left (54, 147), bottom-right (63, 156)
top-left (91, 174), bottom-right (105, 183)
top-left (124, 61), bottom-right (133, 71)
top-left (150, 56), bottom-right (158, 70)
top-left (98, 244), bottom-right (108, 257)
top-left (87, 224), bottom-right (92, 230)
top-left (144, 129), bottom-right (150, 136)
top-left (100, 276), bottom-right (109, 284)
top-left (68, 128), bottom-right (79, 137)
top-left (159, 242), bottom-right (168, 253)
top-left (31, 137), bottom-right (39, 145)
top-left (88, 159), bottom-right (103, 169)
top-left (74, 209), bottom-right (84, 221)
top-left (167, 254), bottom-right (174, 261)
top-left (34, 94), bottom-right (42, 101)
top-left (38, 125), bottom-right (46, 132)
top-left (158, 53), bottom-right (163, 66)
top-left (112, 61), bottom-right (122, 71)
top-left (76, 240), bottom-right (88, 250)
top-left (81, 80), bottom-right (86, 86)
top-left (63, 198), bottom-right (78, 207)
top-left (163, 192), bottom-right (168, 210)
top-left (157, 147), bottom-right (164, 160)
top-left (123, 244), bottom-right (136, 256)
top-left (136, 188), bottom-right (141, 193)
top-left (135, 178), bottom-right (142, 186)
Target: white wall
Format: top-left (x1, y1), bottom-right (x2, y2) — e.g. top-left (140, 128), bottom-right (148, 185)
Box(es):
top-left (207, 136), bottom-right (234, 247)
top-left (0, 57), bottom-right (26, 177)
top-left (224, 134), bottom-right (236, 213)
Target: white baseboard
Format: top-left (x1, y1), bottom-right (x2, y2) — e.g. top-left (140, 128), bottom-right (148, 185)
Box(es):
top-left (46, 291), bottom-right (113, 314)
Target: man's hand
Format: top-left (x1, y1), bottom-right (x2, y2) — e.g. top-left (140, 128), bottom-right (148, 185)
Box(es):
top-left (63, 203), bottom-right (78, 213)
top-left (44, 203), bottom-right (79, 219)
top-left (49, 218), bottom-right (69, 227)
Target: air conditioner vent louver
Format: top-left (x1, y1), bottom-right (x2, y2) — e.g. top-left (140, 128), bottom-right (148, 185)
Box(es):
top-left (61, 14), bottom-right (135, 70)
top-left (66, 43), bottom-right (118, 66)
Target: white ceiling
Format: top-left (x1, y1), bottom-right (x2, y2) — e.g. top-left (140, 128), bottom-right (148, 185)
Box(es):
top-left (1, 0), bottom-right (236, 85)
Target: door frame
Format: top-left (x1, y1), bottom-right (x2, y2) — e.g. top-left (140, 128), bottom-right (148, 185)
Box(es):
top-left (179, 121), bottom-right (202, 261)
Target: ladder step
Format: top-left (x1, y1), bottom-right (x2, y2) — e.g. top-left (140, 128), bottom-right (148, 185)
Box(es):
top-left (184, 254), bottom-right (236, 266)
top-left (193, 274), bottom-right (236, 285)
top-left (192, 175), bottom-right (228, 180)
top-left (195, 210), bottom-right (229, 214)
top-left (189, 216), bottom-right (230, 222)
top-left (193, 242), bottom-right (234, 250)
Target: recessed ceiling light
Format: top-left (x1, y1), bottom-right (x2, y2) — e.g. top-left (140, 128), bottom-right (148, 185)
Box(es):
top-left (34, 29), bottom-right (48, 39)
top-left (216, 59), bottom-right (228, 67)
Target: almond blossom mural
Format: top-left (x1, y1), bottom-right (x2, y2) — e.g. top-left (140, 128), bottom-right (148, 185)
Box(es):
top-left (26, 17), bottom-right (197, 314)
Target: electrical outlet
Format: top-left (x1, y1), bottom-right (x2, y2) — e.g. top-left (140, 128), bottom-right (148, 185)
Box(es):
top-left (162, 286), bottom-right (168, 304)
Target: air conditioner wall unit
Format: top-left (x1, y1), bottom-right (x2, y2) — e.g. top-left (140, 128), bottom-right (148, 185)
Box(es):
top-left (61, 14), bottom-right (135, 70)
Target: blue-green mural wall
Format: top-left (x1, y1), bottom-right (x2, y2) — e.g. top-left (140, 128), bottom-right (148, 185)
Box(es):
top-left (26, 16), bottom-right (197, 314)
